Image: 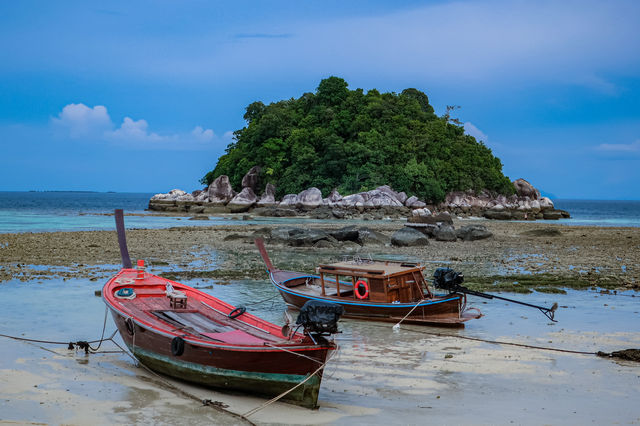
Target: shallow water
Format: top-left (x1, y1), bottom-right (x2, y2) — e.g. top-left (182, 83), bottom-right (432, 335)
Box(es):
top-left (1, 276), bottom-right (639, 424)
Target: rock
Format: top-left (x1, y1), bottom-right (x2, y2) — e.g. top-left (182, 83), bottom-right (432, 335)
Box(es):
top-left (329, 226), bottom-right (360, 242)
top-left (151, 189), bottom-right (189, 201)
top-left (288, 228), bottom-right (331, 247)
top-left (331, 208), bottom-right (348, 219)
top-left (188, 215), bottom-right (209, 221)
top-left (412, 208), bottom-right (432, 217)
top-left (539, 197), bottom-right (555, 211)
top-left (357, 227), bottom-right (391, 246)
top-left (391, 227), bottom-right (430, 247)
top-left (340, 194), bottom-right (366, 212)
top-left (227, 187), bottom-right (257, 213)
top-left (542, 210), bottom-right (563, 220)
top-left (434, 224), bottom-right (457, 242)
top-left (325, 189), bottom-right (343, 206)
top-left (270, 227), bottom-right (302, 242)
top-left (279, 194), bottom-right (298, 208)
top-left (405, 196), bottom-right (426, 208)
top-left (207, 175), bottom-right (236, 204)
top-left (257, 183), bottom-right (277, 207)
top-left (297, 187), bottom-right (323, 210)
top-left (456, 225), bottom-right (492, 241)
top-left (309, 206), bottom-right (333, 219)
top-left (241, 166), bottom-right (261, 192)
top-left (484, 210), bottom-right (512, 220)
top-left (252, 207), bottom-right (298, 217)
top-left (362, 189), bottom-right (403, 208)
top-left (513, 178), bottom-right (541, 199)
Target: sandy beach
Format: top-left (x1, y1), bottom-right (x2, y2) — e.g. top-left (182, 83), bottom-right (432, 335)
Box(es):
top-left (1, 217), bottom-right (639, 424)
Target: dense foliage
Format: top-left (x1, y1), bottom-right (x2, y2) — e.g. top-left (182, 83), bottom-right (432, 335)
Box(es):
top-left (202, 77), bottom-right (514, 202)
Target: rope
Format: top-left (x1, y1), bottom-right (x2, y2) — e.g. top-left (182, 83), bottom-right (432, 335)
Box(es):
top-left (373, 323), bottom-right (600, 355)
top-left (242, 346), bottom-right (338, 418)
top-left (392, 298), bottom-right (426, 330)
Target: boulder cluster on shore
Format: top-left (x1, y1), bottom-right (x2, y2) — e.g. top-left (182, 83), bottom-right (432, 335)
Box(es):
top-left (149, 166), bottom-right (569, 221)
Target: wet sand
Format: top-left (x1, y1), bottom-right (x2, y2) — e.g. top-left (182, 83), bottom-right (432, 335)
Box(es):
top-left (1, 217), bottom-right (639, 424)
top-left (1, 278), bottom-right (639, 425)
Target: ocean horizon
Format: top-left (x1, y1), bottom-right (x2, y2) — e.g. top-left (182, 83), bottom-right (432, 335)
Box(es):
top-left (0, 191), bottom-right (638, 233)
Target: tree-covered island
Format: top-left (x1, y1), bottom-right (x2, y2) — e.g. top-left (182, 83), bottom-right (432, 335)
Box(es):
top-left (202, 77), bottom-right (514, 203)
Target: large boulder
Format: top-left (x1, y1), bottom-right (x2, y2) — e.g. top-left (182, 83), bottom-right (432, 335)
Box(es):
top-left (297, 187), bottom-right (323, 210)
top-left (257, 183), bottom-right (277, 207)
top-left (279, 194), bottom-right (298, 208)
top-left (207, 175), bottom-right (236, 204)
top-left (391, 227), bottom-right (430, 247)
top-left (241, 166), bottom-right (261, 192)
top-left (340, 194), bottom-right (366, 212)
top-left (324, 189), bottom-right (343, 206)
top-left (539, 197), bottom-right (555, 211)
top-left (456, 225), bottom-right (493, 241)
top-left (363, 188), bottom-right (404, 208)
top-left (405, 196), bottom-right (426, 209)
top-left (329, 225), bottom-right (360, 242)
top-left (227, 187), bottom-right (257, 213)
top-left (357, 227), bottom-right (391, 246)
top-left (484, 209), bottom-right (512, 220)
top-left (513, 178), bottom-right (541, 199)
top-left (434, 224), bottom-right (457, 242)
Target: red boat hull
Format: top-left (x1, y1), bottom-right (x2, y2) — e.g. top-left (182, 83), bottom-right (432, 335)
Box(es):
top-left (103, 269), bottom-right (333, 408)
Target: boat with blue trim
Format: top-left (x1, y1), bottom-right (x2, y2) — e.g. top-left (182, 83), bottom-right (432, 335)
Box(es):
top-left (256, 238), bottom-right (482, 327)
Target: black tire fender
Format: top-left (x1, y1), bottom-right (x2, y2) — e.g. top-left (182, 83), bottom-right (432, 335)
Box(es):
top-left (171, 336), bottom-right (185, 356)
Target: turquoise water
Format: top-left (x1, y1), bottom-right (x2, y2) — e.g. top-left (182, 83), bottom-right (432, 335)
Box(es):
top-left (0, 192), bottom-right (638, 233)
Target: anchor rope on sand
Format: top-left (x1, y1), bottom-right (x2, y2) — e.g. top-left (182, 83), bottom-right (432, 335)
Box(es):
top-left (374, 323), bottom-right (640, 361)
top-left (0, 306), bottom-right (118, 354)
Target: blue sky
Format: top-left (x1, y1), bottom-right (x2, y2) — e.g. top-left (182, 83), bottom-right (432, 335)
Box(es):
top-left (1, 0), bottom-right (639, 199)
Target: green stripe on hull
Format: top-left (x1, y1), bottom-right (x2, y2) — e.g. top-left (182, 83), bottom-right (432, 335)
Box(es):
top-left (130, 346), bottom-right (321, 408)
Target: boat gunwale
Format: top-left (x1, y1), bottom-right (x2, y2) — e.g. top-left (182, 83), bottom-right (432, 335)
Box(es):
top-left (103, 269), bottom-right (333, 352)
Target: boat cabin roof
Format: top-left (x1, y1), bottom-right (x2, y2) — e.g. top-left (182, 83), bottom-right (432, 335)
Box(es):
top-left (317, 259), bottom-right (424, 279)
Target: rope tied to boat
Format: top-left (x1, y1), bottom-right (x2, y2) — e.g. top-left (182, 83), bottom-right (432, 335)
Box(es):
top-left (242, 344), bottom-right (339, 418)
top-left (0, 306), bottom-right (118, 354)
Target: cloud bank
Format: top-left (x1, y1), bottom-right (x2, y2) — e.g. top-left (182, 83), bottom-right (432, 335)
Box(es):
top-left (52, 103), bottom-right (219, 148)
top-left (596, 140), bottom-right (640, 153)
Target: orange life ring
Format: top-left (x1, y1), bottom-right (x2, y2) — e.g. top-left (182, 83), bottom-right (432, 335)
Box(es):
top-left (355, 279), bottom-right (369, 299)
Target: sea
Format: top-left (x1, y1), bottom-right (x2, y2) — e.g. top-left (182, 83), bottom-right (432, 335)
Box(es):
top-left (0, 191), bottom-right (638, 233)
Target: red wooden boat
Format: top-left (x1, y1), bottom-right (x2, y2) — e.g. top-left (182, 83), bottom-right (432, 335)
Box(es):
top-left (103, 210), bottom-right (339, 408)
top-left (256, 239), bottom-right (483, 327)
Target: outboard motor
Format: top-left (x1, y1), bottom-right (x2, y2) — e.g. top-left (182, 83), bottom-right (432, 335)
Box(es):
top-left (433, 267), bottom-right (465, 291)
top-left (296, 300), bottom-right (344, 337)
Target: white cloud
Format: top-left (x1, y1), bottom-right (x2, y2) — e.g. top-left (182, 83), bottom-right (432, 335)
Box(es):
top-left (52, 103), bottom-right (111, 138)
top-left (596, 140), bottom-right (640, 153)
top-left (464, 122), bottom-right (488, 142)
top-left (191, 125), bottom-right (214, 141)
top-left (109, 117), bottom-right (165, 142)
top-left (52, 103), bottom-right (219, 149)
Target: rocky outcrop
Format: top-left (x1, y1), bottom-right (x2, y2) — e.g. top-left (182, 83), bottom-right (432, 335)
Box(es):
top-left (438, 179), bottom-right (569, 220)
top-left (148, 171), bottom-right (570, 221)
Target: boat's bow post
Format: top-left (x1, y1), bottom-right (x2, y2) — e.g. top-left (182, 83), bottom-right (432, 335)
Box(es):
top-left (114, 209), bottom-right (132, 269)
top-left (254, 238), bottom-right (275, 272)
